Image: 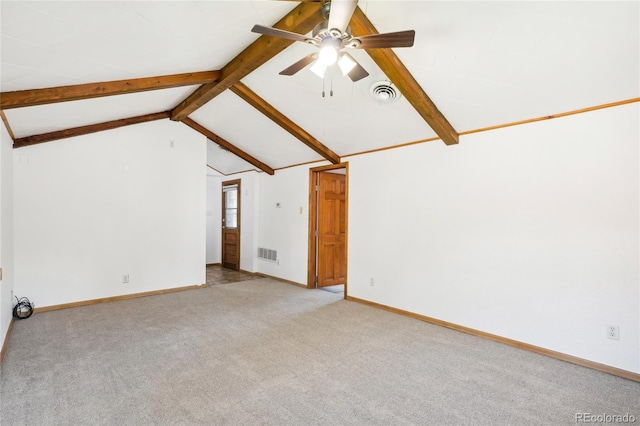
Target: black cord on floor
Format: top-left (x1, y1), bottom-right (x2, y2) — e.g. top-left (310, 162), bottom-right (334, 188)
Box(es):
top-left (12, 296), bottom-right (34, 319)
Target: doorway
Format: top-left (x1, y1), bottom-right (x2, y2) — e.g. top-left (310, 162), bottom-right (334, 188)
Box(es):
top-left (308, 164), bottom-right (348, 295)
top-left (222, 179), bottom-right (241, 270)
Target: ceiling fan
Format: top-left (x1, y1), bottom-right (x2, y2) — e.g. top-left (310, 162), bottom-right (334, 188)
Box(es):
top-left (252, 0), bottom-right (415, 82)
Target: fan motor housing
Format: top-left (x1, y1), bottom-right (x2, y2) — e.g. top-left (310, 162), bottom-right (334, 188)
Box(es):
top-left (310, 21), bottom-right (354, 47)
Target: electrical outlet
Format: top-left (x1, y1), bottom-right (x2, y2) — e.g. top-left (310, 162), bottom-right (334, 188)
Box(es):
top-left (606, 324), bottom-right (619, 340)
top-left (122, 274), bottom-right (130, 284)
top-left (369, 277), bottom-right (375, 287)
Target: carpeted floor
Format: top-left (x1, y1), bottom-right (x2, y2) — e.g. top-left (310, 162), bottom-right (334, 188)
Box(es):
top-left (1, 278), bottom-right (638, 425)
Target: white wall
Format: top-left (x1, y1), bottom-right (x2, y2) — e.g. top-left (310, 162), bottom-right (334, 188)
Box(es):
top-left (252, 103), bottom-right (639, 373)
top-left (256, 165), bottom-right (313, 284)
top-left (206, 173), bottom-right (222, 264)
top-left (345, 103), bottom-right (639, 373)
top-left (233, 171), bottom-right (259, 273)
top-left (5, 102), bottom-right (637, 375)
top-left (0, 121), bottom-right (15, 353)
top-left (13, 120), bottom-right (206, 308)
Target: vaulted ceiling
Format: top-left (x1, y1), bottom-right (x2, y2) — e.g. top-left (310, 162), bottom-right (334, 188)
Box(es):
top-left (1, 1), bottom-right (638, 176)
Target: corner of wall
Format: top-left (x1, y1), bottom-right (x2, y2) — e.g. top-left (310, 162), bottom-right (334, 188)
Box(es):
top-left (0, 120), bottom-right (15, 357)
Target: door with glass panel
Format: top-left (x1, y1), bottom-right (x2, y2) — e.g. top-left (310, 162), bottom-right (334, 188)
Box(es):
top-left (222, 180), bottom-right (240, 270)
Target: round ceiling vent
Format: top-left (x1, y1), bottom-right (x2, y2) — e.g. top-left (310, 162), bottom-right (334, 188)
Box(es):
top-left (369, 80), bottom-right (401, 103)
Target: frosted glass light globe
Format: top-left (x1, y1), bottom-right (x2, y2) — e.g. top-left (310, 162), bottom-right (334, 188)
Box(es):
top-left (319, 45), bottom-right (338, 66)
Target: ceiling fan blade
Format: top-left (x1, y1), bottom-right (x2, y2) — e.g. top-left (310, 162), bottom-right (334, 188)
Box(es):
top-left (251, 25), bottom-right (309, 43)
top-left (354, 30), bottom-right (415, 49)
top-left (328, 0), bottom-right (358, 34)
top-left (279, 54), bottom-right (318, 76)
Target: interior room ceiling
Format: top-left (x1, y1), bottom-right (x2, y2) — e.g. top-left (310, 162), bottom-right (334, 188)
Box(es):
top-left (1, 1), bottom-right (638, 176)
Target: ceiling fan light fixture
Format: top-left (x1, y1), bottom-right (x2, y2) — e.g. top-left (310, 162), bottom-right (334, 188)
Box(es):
top-left (310, 60), bottom-right (327, 78)
top-left (319, 46), bottom-right (338, 66)
top-left (338, 54), bottom-right (357, 76)
top-left (318, 38), bottom-right (340, 66)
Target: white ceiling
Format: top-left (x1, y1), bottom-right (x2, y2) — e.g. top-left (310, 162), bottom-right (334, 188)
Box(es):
top-left (1, 1), bottom-right (638, 175)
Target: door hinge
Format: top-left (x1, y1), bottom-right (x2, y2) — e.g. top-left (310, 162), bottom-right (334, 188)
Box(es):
top-left (315, 275), bottom-right (318, 284)
top-left (315, 230), bottom-right (318, 237)
top-left (315, 185), bottom-right (320, 191)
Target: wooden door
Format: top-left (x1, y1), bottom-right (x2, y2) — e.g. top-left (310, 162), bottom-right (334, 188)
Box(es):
top-left (317, 171), bottom-right (346, 287)
top-left (222, 180), bottom-right (240, 270)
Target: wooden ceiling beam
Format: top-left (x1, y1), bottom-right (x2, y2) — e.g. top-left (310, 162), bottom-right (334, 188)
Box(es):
top-left (13, 112), bottom-right (170, 148)
top-left (350, 8), bottom-right (459, 146)
top-left (0, 111), bottom-right (16, 141)
top-left (230, 82), bottom-right (340, 164)
top-left (170, 2), bottom-right (324, 121)
top-left (0, 71), bottom-right (220, 110)
top-left (182, 118), bottom-right (275, 175)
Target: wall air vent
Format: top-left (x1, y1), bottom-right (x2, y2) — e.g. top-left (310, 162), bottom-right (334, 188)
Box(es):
top-left (370, 80), bottom-right (401, 103)
top-left (258, 247), bottom-right (278, 262)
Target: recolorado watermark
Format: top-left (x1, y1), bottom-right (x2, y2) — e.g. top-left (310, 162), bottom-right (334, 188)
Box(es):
top-left (576, 413), bottom-right (637, 423)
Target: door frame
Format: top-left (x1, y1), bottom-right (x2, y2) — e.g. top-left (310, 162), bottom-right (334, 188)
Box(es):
top-left (221, 179), bottom-right (241, 270)
top-left (307, 163), bottom-right (348, 296)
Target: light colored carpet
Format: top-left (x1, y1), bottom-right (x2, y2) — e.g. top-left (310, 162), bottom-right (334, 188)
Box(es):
top-left (1, 278), bottom-right (638, 425)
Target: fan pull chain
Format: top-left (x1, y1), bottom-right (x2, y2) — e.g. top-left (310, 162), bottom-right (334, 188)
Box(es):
top-left (321, 76), bottom-right (335, 98)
